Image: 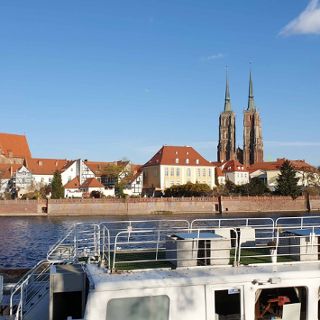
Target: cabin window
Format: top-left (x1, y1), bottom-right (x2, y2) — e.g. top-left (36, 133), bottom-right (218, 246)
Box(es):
top-left (106, 295), bottom-right (170, 320)
top-left (214, 288), bottom-right (241, 319)
top-left (255, 286), bottom-right (306, 320)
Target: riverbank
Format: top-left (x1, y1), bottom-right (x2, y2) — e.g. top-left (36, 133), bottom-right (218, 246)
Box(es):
top-left (0, 195), bottom-right (319, 216)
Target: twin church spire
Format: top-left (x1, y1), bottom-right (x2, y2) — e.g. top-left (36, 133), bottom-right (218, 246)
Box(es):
top-left (217, 70), bottom-right (263, 165)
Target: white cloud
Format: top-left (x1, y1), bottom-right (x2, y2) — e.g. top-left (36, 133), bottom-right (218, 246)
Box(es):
top-left (265, 140), bottom-right (320, 147)
top-left (280, 0), bottom-right (320, 35)
top-left (201, 53), bottom-right (224, 61)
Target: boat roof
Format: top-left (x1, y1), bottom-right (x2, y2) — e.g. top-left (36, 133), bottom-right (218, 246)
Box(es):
top-left (86, 262), bottom-right (320, 292)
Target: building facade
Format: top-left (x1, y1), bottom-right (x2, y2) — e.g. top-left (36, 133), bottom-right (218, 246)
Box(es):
top-left (142, 145), bottom-right (216, 195)
top-left (243, 72), bottom-right (264, 166)
top-left (217, 75), bottom-right (236, 162)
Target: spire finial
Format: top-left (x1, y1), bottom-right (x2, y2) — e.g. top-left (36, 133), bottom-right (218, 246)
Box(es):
top-left (247, 64), bottom-right (255, 111)
top-left (224, 66), bottom-right (232, 112)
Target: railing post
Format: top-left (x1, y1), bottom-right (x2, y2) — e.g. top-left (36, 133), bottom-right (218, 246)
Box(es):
top-left (74, 225), bottom-right (78, 261)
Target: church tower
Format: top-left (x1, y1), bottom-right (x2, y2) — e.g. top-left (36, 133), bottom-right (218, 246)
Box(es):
top-left (217, 72), bottom-right (236, 162)
top-left (243, 72), bottom-right (264, 166)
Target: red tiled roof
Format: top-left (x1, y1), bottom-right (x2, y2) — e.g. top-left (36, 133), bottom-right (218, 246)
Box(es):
top-left (80, 177), bottom-right (104, 189)
top-left (0, 163), bottom-right (23, 179)
top-left (84, 161), bottom-right (116, 176)
top-left (249, 158), bottom-right (316, 173)
top-left (223, 160), bottom-right (249, 173)
top-left (26, 158), bottom-right (70, 175)
top-left (64, 176), bottom-right (80, 189)
top-left (144, 146), bottom-right (214, 167)
top-left (215, 167), bottom-right (224, 177)
top-left (0, 133), bottom-right (31, 159)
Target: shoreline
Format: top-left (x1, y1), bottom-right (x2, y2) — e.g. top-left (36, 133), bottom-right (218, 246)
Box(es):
top-left (0, 209), bottom-right (317, 217)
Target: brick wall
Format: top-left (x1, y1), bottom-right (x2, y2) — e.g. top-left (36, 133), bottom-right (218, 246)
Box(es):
top-left (47, 198), bottom-right (220, 215)
top-left (221, 196), bottom-right (307, 212)
top-left (0, 196), bottom-right (313, 216)
top-left (0, 200), bottom-right (40, 213)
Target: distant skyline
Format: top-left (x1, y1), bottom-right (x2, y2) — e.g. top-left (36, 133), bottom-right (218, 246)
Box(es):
top-left (0, 1), bottom-right (319, 165)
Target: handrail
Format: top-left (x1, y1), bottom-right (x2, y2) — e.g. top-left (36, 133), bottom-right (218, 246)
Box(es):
top-left (276, 215), bottom-right (320, 228)
top-left (191, 217), bottom-right (274, 229)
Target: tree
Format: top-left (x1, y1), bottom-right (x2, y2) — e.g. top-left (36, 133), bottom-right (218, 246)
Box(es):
top-left (164, 182), bottom-right (212, 197)
top-left (274, 160), bottom-right (302, 199)
top-left (51, 171), bottom-right (64, 199)
top-left (101, 161), bottom-right (133, 198)
top-left (244, 177), bottom-right (270, 196)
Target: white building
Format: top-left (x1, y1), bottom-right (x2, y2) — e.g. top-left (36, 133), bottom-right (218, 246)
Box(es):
top-left (142, 145), bottom-right (216, 195)
top-left (222, 160), bottom-right (250, 185)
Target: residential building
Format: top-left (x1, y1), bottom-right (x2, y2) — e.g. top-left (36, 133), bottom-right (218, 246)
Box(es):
top-left (80, 177), bottom-right (114, 197)
top-left (64, 177), bottom-right (82, 198)
top-left (142, 145), bottom-right (216, 195)
top-left (123, 165), bottom-right (143, 196)
top-left (222, 160), bottom-right (250, 185)
top-left (249, 158), bottom-right (318, 191)
top-left (26, 158), bottom-right (70, 187)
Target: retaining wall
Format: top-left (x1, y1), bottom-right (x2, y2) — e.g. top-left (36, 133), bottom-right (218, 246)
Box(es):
top-left (0, 196), bottom-right (318, 216)
top-left (221, 196), bottom-right (307, 213)
top-left (0, 200), bottom-right (41, 214)
top-left (47, 198), bottom-right (219, 215)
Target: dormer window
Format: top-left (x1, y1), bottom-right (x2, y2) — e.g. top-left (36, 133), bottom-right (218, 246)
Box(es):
top-left (175, 158), bottom-right (179, 164)
top-left (196, 159), bottom-right (199, 165)
top-left (175, 151), bottom-right (178, 155)
top-left (38, 160), bottom-right (43, 166)
top-left (186, 158), bottom-right (189, 164)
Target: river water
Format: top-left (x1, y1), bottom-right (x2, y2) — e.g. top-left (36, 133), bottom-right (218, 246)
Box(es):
top-left (0, 211), bottom-right (316, 268)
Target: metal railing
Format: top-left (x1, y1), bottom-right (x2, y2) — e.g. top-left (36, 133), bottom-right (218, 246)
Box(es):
top-left (190, 217), bottom-right (274, 229)
top-left (10, 260), bottom-right (51, 319)
top-left (276, 215), bottom-right (320, 228)
top-left (110, 227), bottom-right (239, 270)
top-left (238, 224), bottom-right (320, 265)
top-left (47, 223), bottom-right (100, 263)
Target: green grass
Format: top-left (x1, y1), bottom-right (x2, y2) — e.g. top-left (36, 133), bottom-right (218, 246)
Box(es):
top-left (110, 250), bottom-right (174, 270)
top-left (108, 248), bottom-right (297, 271)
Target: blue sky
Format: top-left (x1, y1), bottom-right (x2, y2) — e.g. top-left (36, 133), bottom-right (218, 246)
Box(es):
top-left (0, 0), bottom-right (320, 165)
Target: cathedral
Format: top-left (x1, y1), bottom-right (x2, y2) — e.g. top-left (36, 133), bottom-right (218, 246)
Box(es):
top-left (217, 72), bottom-right (264, 166)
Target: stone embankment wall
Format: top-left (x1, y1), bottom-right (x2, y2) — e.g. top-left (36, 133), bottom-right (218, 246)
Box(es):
top-left (0, 196), bottom-right (319, 216)
top-left (221, 196), bottom-right (306, 213)
top-left (0, 200), bottom-right (42, 214)
top-left (47, 198), bottom-right (219, 215)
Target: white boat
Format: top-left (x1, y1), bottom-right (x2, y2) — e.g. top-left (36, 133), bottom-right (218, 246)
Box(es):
top-left (6, 216), bottom-right (320, 320)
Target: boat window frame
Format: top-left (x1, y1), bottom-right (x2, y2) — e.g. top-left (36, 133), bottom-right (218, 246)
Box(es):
top-left (206, 284), bottom-right (245, 320)
top-left (106, 294), bottom-right (170, 320)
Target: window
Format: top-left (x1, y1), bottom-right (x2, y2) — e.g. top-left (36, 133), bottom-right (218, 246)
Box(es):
top-left (196, 159), bottom-right (199, 165)
top-left (186, 158), bottom-right (189, 164)
top-left (256, 287), bottom-right (306, 320)
top-left (176, 168), bottom-right (180, 176)
top-left (175, 158), bottom-right (179, 164)
top-left (187, 168), bottom-right (191, 177)
top-left (208, 169), bottom-right (211, 177)
top-left (215, 289), bottom-right (241, 319)
top-left (170, 168), bottom-right (174, 176)
top-left (106, 295), bottom-right (170, 320)
top-left (197, 169), bottom-right (201, 176)
top-left (165, 167), bottom-right (168, 176)
top-left (202, 169), bottom-right (206, 177)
